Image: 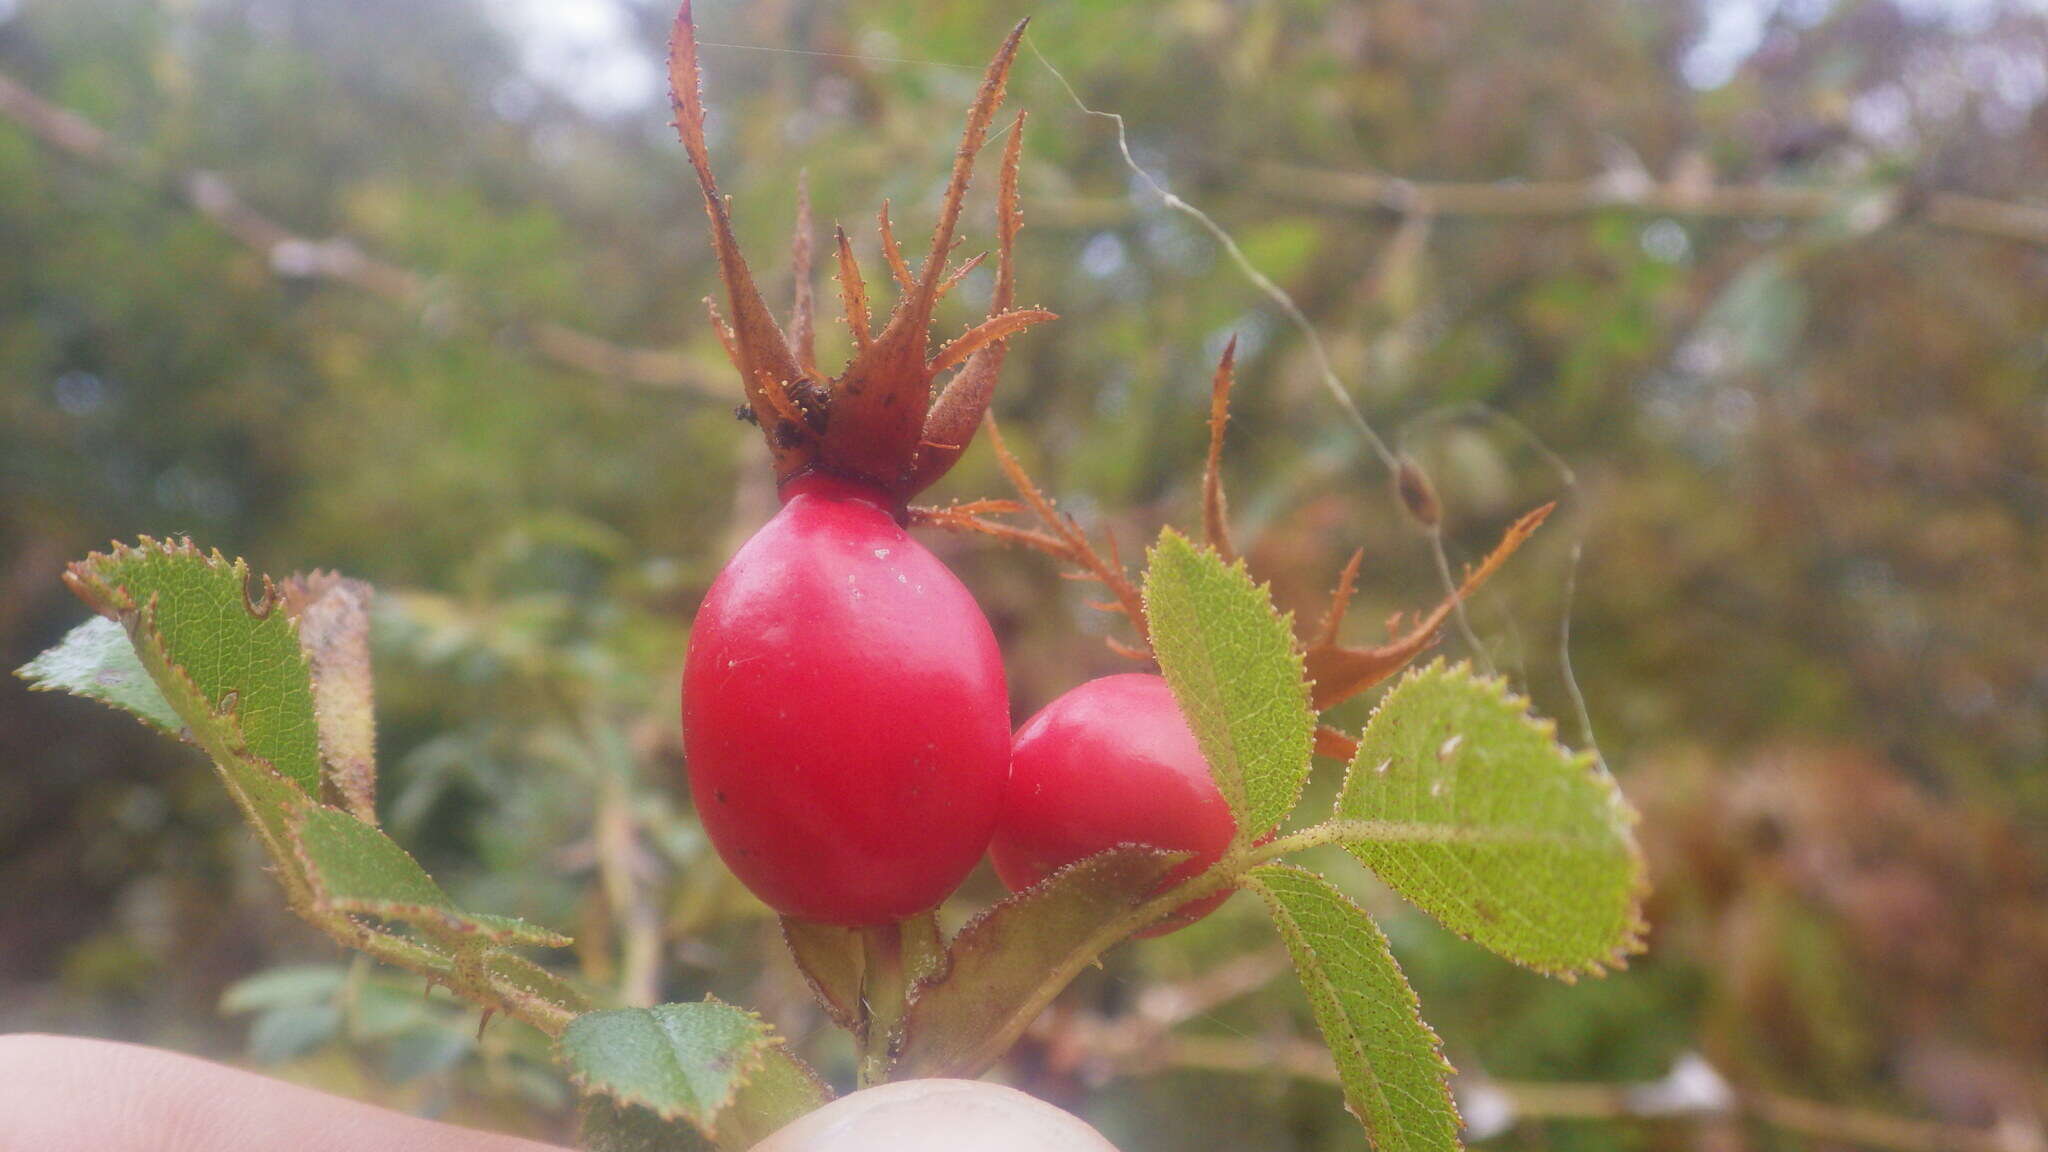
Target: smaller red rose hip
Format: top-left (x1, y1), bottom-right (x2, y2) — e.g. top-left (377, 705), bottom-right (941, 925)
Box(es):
top-left (990, 673), bottom-right (1237, 935)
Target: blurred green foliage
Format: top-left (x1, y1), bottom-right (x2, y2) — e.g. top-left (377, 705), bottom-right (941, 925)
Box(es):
top-left (3, 0), bottom-right (2045, 1149)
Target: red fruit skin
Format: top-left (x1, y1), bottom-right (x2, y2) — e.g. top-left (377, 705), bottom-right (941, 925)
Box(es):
top-left (682, 473), bottom-right (1010, 925)
top-left (991, 673), bottom-right (1238, 936)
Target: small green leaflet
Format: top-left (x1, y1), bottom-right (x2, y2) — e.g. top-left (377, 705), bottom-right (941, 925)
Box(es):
top-left (1248, 864), bottom-right (1460, 1152)
top-left (559, 1003), bottom-right (803, 1143)
top-left (1336, 661), bottom-right (1645, 976)
top-left (17, 615), bottom-right (184, 734)
top-left (1143, 529), bottom-right (1315, 841)
top-left (64, 539), bottom-right (325, 796)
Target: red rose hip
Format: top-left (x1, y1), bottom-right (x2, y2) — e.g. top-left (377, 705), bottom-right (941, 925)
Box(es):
top-left (684, 474), bottom-right (1010, 925)
top-left (991, 674), bottom-right (1238, 935)
top-left (669, 7), bottom-right (1046, 924)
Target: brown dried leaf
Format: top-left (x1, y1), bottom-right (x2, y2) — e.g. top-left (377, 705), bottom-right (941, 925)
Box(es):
top-left (280, 572), bottom-right (377, 824)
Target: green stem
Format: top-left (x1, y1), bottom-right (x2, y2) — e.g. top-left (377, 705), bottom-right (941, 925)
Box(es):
top-left (1256, 819), bottom-right (1371, 860)
top-left (856, 922), bottom-right (908, 1088)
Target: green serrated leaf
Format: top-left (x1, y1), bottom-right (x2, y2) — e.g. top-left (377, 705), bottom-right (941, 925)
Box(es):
top-left (1335, 661), bottom-right (1645, 976)
top-left (291, 805), bottom-right (570, 949)
top-left (1248, 864), bottom-right (1460, 1152)
top-left (1143, 529), bottom-right (1316, 840)
top-left (16, 616), bottom-right (184, 734)
top-left (895, 846), bottom-right (1187, 1079)
top-left (127, 611), bottom-right (312, 859)
top-left (559, 1002), bottom-right (780, 1140)
top-left (66, 539), bottom-right (323, 796)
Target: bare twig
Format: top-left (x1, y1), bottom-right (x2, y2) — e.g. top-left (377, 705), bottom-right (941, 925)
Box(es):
top-left (595, 772), bottom-right (662, 1009)
top-left (1256, 161), bottom-right (2048, 248)
top-left (1102, 1031), bottom-right (2037, 1152)
top-left (0, 69), bottom-right (724, 396)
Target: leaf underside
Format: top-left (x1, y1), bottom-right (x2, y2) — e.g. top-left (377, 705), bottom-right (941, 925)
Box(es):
top-left (1249, 864), bottom-right (1461, 1152)
top-left (1336, 661), bottom-right (1646, 977)
top-left (16, 615), bottom-right (184, 734)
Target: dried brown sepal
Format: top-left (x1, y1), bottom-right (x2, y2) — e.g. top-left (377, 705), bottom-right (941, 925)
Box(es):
top-left (934, 250), bottom-right (988, 301)
top-left (1314, 549), bottom-right (1365, 649)
top-left (948, 498), bottom-right (1026, 517)
top-left (1203, 337), bottom-right (1240, 562)
top-left (973, 418), bottom-right (1150, 650)
top-left (927, 308), bottom-right (1056, 376)
top-left (833, 227), bottom-right (871, 350)
top-left (905, 112), bottom-right (1033, 497)
top-left (1315, 725), bottom-right (1361, 762)
top-left (667, 1), bottom-right (811, 476)
top-left (754, 369), bottom-right (812, 432)
top-left (912, 415), bottom-right (1150, 658)
top-left (703, 298), bottom-right (741, 374)
top-left (877, 201), bottom-right (917, 294)
top-left (668, 5), bottom-right (1042, 502)
top-left (1305, 502), bottom-right (1553, 710)
top-left (810, 19), bottom-right (1031, 495)
top-left (908, 506), bottom-right (1074, 556)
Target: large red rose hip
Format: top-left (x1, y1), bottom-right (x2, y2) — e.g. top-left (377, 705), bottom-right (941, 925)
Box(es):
top-left (990, 673), bottom-right (1238, 935)
top-left (669, 3), bottom-right (1045, 925)
top-left (683, 474), bottom-right (1010, 925)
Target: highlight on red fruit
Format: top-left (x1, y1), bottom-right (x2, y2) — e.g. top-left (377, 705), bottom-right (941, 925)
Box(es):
top-left (990, 673), bottom-right (1238, 935)
top-left (683, 474), bottom-right (1011, 925)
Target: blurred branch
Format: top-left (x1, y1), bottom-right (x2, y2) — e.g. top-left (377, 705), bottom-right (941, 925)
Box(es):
top-left (0, 69), bottom-right (726, 396)
top-left (595, 771), bottom-right (663, 1009)
top-left (1100, 1028), bottom-right (2040, 1152)
top-left (1255, 161), bottom-right (2048, 248)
